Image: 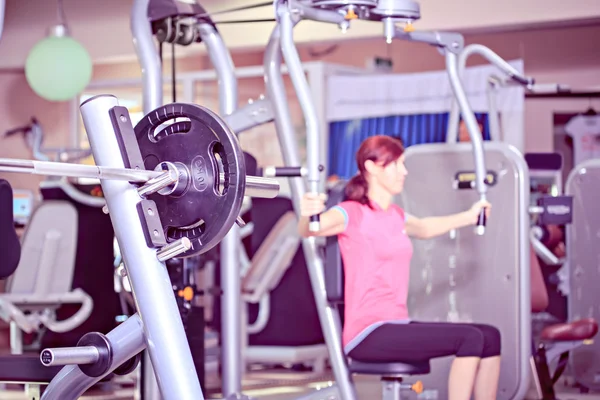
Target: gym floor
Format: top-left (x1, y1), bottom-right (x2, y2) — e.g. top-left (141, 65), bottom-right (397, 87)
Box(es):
top-left (0, 369), bottom-right (599, 399)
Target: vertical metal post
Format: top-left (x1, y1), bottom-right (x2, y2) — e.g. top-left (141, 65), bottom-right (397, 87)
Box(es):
top-left (445, 51), bottom-right (488, 200)
top-left (447, 43), bottom-right (530, 149)
top-left (486, 77), bottom-right (502, 141)
top-left (278, 7), bottom-right (320, 205)
top-left (306, 63), bottom-right (329, 193)
top-left (131, 1), bottom-right (164, 397)
top-left (264, 23), bottom-right (357, 400)
top-left (80, 95), bottom-right (204, 400)
top-left (197, 23), bottom-right (244, 398)
top-left (0, 0), bottom-right (5, 41)
top-left (131, 0), bottom-right (163, 113)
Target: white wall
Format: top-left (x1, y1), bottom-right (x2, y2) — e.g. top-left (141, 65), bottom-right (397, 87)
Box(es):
top-left (0, 0), bottom-right (598, 69)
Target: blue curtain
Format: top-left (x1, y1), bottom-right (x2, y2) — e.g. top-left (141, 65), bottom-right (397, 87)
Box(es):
top-left (328, 112), bottom-right (490, 179)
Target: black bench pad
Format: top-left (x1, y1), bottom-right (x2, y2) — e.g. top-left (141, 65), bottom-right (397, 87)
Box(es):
top-left (0, 354), bottom-right (62, 383)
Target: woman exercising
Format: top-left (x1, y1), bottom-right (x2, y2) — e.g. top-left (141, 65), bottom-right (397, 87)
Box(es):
top-left (298, 135), bottom-right (501, 400)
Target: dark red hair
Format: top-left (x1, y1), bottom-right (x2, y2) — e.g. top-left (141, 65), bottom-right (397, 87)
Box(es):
top-left (345, 135), bottom-right (405, 206)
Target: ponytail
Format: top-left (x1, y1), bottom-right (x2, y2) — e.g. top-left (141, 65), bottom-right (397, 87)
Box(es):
top-left (345, 173), bottom-right (370, 207)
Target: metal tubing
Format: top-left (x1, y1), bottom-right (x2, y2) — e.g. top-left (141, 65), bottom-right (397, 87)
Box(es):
top-left (445, 52), bottom-right (487, 199)
top-left (198, 22), bottom-right (243, 398)
top-left (240, 175), bottom-right (281, 198)
top-left (486, 76), bottom-right (502, 141)
top-left (290, 0), bottom-right (347, 24)
top-left (279, 5), bottom-right (321, 232)
top-left (0, 159), bottom-right (163, 182)
top-left (459, 44), bottom-right (532, 85)
top-left (264, 23), bottom-right (358, 400)
top-left (138, 170), bottom-right (179, 197)
top-left (156, 237), bottom-right (192, 262)
top-left (0, 159), bottom-right (277, 199)
top-left (40, 347), bottom-right (99, 367)
top-left (41, 314), bottom-right (146, 400)
top-left (132, 1), bottom-right (164, 397)
top-left (131, 0), bottom-right (163, 113)
top-left (447, 44), bottom-right (533, 142)
top-left (80, 95), bottom-right (204, 400)
top-left (0, 0), bottom-right (5, 42)
top-left (224, 98), bottom-right (275, 134)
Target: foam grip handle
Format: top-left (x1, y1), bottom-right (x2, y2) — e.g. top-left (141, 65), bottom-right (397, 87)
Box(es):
top-left (275, 167), bottom-right (303, 177)
top-left (309, 214), bottom-right (320, 232)
top-left (512, 74), bottom-right (534, 86)
top-left (475, 208), bottom-right (487, 235)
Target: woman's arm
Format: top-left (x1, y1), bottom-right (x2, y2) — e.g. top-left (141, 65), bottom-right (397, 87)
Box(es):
top-left (297, 192), bottom-right (347, 238)
top-left (298, 208), bottom-right (346, 238)
top-left (405, 212), bottom-right (472, 239)
top-left (405, 200), bottom-right (491, 239)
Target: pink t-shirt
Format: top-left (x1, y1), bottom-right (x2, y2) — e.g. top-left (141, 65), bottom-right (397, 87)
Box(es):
top-left (333, 200), bottom-right (413, 353)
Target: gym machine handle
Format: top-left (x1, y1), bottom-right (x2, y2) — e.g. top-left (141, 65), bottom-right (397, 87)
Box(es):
top-left (511, 74), bottom-right (535, 87)
top-left (263, 166), bottom-right (306, 177)
top-left (262, 165), bottom-right (324, 178)
top-left (476, 208), bottom-right (486, 235)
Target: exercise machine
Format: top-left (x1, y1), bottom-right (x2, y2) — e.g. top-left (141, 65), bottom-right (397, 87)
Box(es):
top-left (2, 117), bottom-right (123, 352)
top-left (565, 159), bottom-right (600, 393)
top-left (264, 1), bottom-right (497, 398)
top-left (135, 0), bottom-right (498, 397)
top-left (133, 1), bottom-right (324, 397)
top-left (0, 96), bottom-right (281, 400)
top-left (395, 141), bottom-right (531, 399)
top-left (2, 117), bottom-right (104, 208)
top-left (457, 46), bottom-right (599, 398)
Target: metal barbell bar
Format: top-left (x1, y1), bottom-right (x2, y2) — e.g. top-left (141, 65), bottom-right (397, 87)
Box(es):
top-left (0, 158), bottom-right (280, 199)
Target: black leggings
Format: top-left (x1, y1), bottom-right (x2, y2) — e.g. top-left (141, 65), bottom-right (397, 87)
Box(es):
top-left (347, 322), bottom-right (501, 363)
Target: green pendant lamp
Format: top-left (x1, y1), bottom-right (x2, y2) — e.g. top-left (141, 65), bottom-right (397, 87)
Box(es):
top-left (25, 1), bottom-right (92, 102)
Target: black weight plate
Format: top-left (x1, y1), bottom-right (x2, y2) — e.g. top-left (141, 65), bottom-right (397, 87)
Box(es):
top-left (134, 103), bottom-right (246, 257)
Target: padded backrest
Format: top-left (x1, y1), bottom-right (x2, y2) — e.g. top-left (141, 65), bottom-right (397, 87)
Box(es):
top-left (241, 210), bottom-right (300, 302)
top-left (6, 201), bottom-right (78, 296)
top-left (530, 243), bottom-right (550, 313)
top-left (0, 179), bottom-right (22, 279)
top-left (39, 184), bottom-right (120, 347)
top-left (324, 181), bottom-right (348, 304)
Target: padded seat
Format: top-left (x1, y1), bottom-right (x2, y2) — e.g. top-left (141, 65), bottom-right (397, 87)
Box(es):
top-left (541, 318), bottom-right (599, 341)
top-left (0, 354), bottom-right (62, 383)
top-left (349, 359), bottom-right (431, 376)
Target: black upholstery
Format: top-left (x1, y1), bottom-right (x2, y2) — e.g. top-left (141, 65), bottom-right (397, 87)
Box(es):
top-left (0, 355), bottom-right (61, 383)
top-left (213, 152), bottom-right (325, 346)
top-left (0, 179), bottom-right (21, 279)
top-left (325, 181), bottom-right (347, 304)
top-left (349, 360), bottom-right (431, 376)
top-left (246, 197), bottom-right (324, 346)
top-left (323, 181), bottom-right (431, 377)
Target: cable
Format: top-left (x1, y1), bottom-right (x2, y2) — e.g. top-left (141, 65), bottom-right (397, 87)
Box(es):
top-left (213, 18), bottom-right (277, 24)
top-left (172, 43), bottom-right (177, 103)
top-left (195, 1), bottom-right (273, 19)
top-left (56, 0), bottom-right (67, 26)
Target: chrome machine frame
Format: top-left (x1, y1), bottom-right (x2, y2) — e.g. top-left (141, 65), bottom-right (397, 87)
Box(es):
top-left (566, 159), bottom-right (600, 391)
top-left (40, 96), bottom-right (206, 400)
top-left (446, 43), bottom-right (535, 144)
top-left (263, 1), bottom-right (501, 399)
top-left (131, 1), bottom-right (277, 398)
